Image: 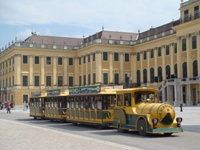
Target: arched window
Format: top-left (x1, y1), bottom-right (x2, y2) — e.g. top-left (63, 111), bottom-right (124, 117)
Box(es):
top-left (174, 64), bottom-right (178, 78)
top-left (193, 60), bottom-right (198, 77)
top-left (182, 62), bottom-right (187, 78)
top-left (137, 70), bottom-right (140, 86)
top-left (150, 68), bottom-right (154, 83)
top-left (166, 65), bottom-right (171, 79)
top-left (143, 69), bottom-right (147, 84)
top-left (158, 67), bottom-right (162, 82)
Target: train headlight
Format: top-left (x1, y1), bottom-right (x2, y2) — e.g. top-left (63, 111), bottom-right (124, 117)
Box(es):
top-left (152, 118), bottom-right (158, 125)
top-left (176, 117), bottom-right (183, 123)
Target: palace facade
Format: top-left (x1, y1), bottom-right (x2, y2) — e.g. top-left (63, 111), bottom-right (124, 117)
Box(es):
top-left (0, 0), bottom-right (200, 107)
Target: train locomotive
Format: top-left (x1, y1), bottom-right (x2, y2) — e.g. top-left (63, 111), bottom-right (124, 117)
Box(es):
top-left (111, 88), bottom-right (183, 136)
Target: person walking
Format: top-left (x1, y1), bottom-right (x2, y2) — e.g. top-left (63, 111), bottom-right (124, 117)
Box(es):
top-left (6, 101), bottom-right (11, 114)
top-left (180, 103), bottom-right (183, 112)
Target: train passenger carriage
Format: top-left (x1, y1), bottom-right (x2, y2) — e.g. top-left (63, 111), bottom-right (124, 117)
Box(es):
top-left (67, 85), bottom-right (116, 128)
top-left (30, 92), bottom-right (45, 120)
top-left (111, 87), bottom-right (183, 136)
top-left (44, 90), bottom-right (68, 122)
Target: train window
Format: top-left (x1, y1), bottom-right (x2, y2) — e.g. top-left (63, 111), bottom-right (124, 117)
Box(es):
top-left (124, 93), bottom-right (131, 106)
top-left (135, 92), bottom-right (155, 104)
top-left (97, 96), bottom-right (102, 109)
top-left (117, 94), bottom-right (123, 106)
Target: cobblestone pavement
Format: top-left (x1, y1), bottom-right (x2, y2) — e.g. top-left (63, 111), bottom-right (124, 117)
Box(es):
top-left (0, 106), bottom-right (200, 150)
top-left (0, 108), bottom-right (143, 150)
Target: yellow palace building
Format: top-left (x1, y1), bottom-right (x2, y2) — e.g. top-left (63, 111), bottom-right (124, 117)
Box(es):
top-left (0, 0), bottom-right (200, 107)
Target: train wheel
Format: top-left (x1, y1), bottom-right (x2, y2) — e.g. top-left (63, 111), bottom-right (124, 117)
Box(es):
top-left (117, 125), bottom-right (125, 133)
top-left (137, 119), bottom-right (147, 136)
top-left (164, 133), bottom-right (173, 136)
top-left (72, 122), bottom-right (78, 126)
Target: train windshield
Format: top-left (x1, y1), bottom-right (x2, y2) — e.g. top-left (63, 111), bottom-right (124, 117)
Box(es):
top-left (134, 91), bottom-right (155, 104)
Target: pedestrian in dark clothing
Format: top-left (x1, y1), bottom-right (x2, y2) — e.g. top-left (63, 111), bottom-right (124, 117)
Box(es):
top-left (180, 103), bottom-right (183, 112)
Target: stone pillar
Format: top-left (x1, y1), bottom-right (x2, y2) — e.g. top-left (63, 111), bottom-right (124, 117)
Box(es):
top-left (176, 36), bottom-right (181, 78)
top-left (119, 52), bottom-right (124, 83)
top-left (186, 34), bottom-right (191, 77)
top-left (14, 54), bottom-right (21, 89)
top-left (170, 43), bottom-right (174, 75)
top-left (74, 57), bottom-right (80, 86)
top-left (85, 55), bottom-right (88, 85)
top-left (40, 56), bottom-right (45, 89)
top-left (186, 84), bottom-right (192, 106)
top-left (140, 52), bottom-right (143, 84)
top-left (90, 54), bottom-right (93, 85)
top-left (130, 53), bottom-right (136, 84)
top-left (109, 52), bottom-right (113, 83)
top-left (53, 57), bottom-right (57, 87)
top-left (29, 55), bottom-right (33, 88)
top-left (174, 81), bottom-right (182, 106)
top-left (63, 57), bottom-right (68, 87)
top-left (154, 47), bottom-right (158, 77)
top-left (95, 51), bottom-right (102, 83)
top-left (147, 49), bottom-right (150, 83)
top-left (161, 45), bottom-right (166, 80)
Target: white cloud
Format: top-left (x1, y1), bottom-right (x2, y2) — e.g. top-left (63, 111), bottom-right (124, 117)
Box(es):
top-left (0, 0), bottom-right (181, 32)
top-left (16, 29), bottom-right (34, 41)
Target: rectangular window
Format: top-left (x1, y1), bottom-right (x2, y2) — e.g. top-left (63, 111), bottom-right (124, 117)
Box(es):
top-left (114, 73), bottom-right (119, 84)
top-left (34, 76), bottom-right (39, 86)
top-left (84, 75), bottom-right (86, 85)
top-left (124, 93), bottom-right (131, 106)
top-left (174, 43), bottom-right (177, 53)
top-left (103, 52), bottom-right (108, 61)
top-left (143, 51), bottom-right (146, 60)
top-left (69, 58), bottom-right (73, 65)
top-left (35, 56), bottom-right (39, 64)
top-left (182, 39), bottom-right (186, 51)
top-left (12, 76), bottom-right (14, 86)
top-left (158, 47), bottom-right (161, 56)
top-left (23, 56), bottom-right (28, 64)
top-left (117, 94), bottom-right (123, 106)
top-left (166, 45), bottom-right (170, 55)
top-left (137, 53), bottom-right (140, 61)
top-left (58, 57), bottom-right (62, 65)
top-left (184, 10), bottom-right (189, 22)
top-left (88, 74), bottom-right (91, 85)
top-left (79, 76), bottom-right (82, 86)
top-left (93, 73), bottom-right (96, 84)
top-left (103, 73), bottom-right (108, 84)
top-left (93, 53), bottom-right (95, 61)
top-left (46, 76), bottom-right (51, 86)
top-left (151, 49), bottom-right (154, 58)
top-left (125, 53), bottom-right (129, 62)
top-left (192, 36), bottom-right (197, 49)
top-left (46, 57), bottom-right (51, 64)
top-left (114, 53), bottom-right (118, 61)
top-left (23, 95), bottom-right (28, 103)
top-left (58, 76), bottom-right (63, 86)
top-left (194, 6), bottom-right (199, 19)
top-left (22, 75), bottom-right (28, 86)
top-left (69, 76), bottom-right (73, 86)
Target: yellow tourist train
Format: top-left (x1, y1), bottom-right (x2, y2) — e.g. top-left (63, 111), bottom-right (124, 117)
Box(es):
top-left (29, 85), bottom-right (183, 136)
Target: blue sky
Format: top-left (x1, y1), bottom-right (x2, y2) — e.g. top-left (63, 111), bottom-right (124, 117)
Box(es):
top-left (0, 0), bottom-right (181, 48)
